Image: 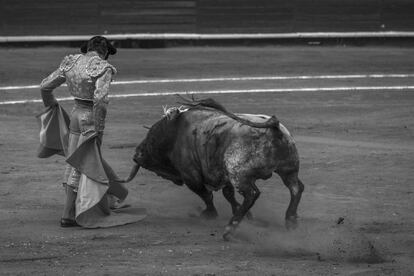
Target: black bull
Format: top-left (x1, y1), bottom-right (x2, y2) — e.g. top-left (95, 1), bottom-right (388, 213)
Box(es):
top-left (124, 99), bottom-right (304, 240)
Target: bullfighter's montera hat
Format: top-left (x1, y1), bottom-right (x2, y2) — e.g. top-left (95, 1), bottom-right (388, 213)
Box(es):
top-left (80, 36), bottom-right (117, 56)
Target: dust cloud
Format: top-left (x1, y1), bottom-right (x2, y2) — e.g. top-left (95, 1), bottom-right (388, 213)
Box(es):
top-left (235, 217), bottom-right (385, 264)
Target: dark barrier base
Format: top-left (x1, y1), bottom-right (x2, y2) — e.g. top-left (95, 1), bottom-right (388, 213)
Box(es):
top-left (2, 37), bottom-right (414, 49)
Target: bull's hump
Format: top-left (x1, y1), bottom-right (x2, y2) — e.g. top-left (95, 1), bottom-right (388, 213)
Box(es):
top-left (183, 109), bottom-right (222, 123)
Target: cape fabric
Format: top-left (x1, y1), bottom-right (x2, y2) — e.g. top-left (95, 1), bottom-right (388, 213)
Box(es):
top-left (36, 105), bottom-right (70, 158)
top-left (36, 104), bottom-right (146, 228)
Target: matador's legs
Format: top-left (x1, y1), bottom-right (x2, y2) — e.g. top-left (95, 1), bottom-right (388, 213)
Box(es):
top-left (61, 131), bottom-right (81, 225)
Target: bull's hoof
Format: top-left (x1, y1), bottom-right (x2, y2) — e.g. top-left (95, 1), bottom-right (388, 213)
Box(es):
top-left (200, 208), bottom-right (218, 220)
top-left (232, 206), bottom-right (253, 220)
top-left (285, 216), bottom-right (298, 230)
top-left (222, 226), bottom-right (234, 241)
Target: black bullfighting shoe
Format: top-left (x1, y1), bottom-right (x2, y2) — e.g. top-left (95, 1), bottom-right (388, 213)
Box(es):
top-left (60, 218), bottom-right (80, 227)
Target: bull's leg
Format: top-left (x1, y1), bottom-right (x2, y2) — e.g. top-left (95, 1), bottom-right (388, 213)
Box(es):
top-left (222, 184), bottom-right (253, 219)
top-left (223, 180), bottom-right (260, 240)
top-left (279, 171), bottom-right (304, 230)
top-left (222, 184), bottom-right (240, 215)
top-left (185, 182), bottom-right (218, 219)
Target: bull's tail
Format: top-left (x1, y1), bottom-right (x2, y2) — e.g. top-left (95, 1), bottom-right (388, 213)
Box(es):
top-left (177, 95), bottom-right (280, 129)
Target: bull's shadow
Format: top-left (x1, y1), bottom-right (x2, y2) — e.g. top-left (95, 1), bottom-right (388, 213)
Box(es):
top-left (124, 96), bottom-right (304, 240)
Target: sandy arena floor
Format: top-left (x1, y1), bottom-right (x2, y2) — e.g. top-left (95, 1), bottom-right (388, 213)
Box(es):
top-left (0, 46), bottom-right (413, 275)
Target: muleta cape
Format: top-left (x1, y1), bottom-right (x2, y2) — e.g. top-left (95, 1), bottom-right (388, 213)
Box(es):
top-left (36, 104), bottom-right (146, 228)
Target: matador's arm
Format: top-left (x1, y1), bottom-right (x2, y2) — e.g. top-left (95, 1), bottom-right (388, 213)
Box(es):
top-left (93, 68), bottom-right (113, 133)
top-left (40, 68), bottom-right (66, 107)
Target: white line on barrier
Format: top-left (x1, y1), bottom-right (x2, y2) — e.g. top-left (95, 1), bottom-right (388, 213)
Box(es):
top-left (1, 73), bottom-right (414, 91)
top-left (2, 31), bottom-right (414, 42)
top-left (1, 86), bottom-right (413, 105)
top-left (0, 85), bottom-right (41, 91)
top-left (114, 73), bottom-right (414, 84)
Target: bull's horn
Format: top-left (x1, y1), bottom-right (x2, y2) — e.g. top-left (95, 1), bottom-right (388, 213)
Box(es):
top-left (123, 163), bottom-right (140, 183)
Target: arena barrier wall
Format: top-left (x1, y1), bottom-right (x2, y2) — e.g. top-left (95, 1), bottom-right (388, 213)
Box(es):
top-left (1, 0), bottom-right (414, 38)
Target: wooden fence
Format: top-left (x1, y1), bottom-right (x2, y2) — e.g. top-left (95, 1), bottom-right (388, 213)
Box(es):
top-left (1, 0), bottom-right (413, 36)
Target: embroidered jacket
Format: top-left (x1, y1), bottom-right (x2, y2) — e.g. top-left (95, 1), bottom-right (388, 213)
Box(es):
top-left (40, 52), bottom-right (117, 132)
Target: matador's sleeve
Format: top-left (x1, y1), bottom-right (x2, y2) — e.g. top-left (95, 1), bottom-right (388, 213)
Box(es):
top-left (40, 67), bottom-right (66, 107)
top-left (40, 55), bottom-right (81, 107)
top-left (93, 68), bottom-right (113, 132)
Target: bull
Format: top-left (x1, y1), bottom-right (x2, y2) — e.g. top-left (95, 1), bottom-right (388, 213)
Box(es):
top-left (125, 97), bottom-right (304, 240)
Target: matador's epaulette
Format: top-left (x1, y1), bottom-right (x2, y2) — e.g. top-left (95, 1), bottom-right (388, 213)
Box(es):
top-left (59, 54), bottom-right (82, 72)
top-left (86, 56), bottom-right (117, 78)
